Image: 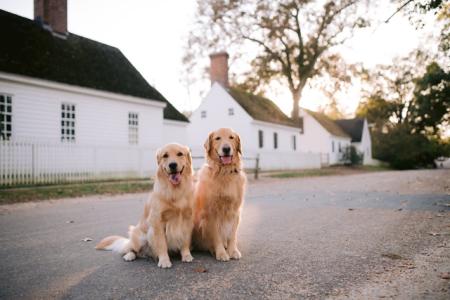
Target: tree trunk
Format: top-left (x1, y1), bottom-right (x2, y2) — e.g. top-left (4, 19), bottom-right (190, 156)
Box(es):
top-left (291, 90), bottom-right (302, 125)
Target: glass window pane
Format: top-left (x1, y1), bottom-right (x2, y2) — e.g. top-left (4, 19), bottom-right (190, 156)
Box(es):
top-left (6, 106), bottom-right (11, 113)
top-left (62, 104), bottom-right (65, 110)
top-left (72, 105), bottom-right (75, 111)
top-left (6, 96), bottom-right (11, 103)
top-left (0, 95), bottom-right (4, 103)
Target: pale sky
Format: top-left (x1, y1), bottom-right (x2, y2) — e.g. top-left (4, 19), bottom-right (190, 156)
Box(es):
top-left (0, 0), bottom-right (441, 118)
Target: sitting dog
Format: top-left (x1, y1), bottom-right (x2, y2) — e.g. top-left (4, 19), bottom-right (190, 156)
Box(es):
top-left (192, 127), bottom-right (246, 261)
top-left (96, 143), bottom-right (195, 268)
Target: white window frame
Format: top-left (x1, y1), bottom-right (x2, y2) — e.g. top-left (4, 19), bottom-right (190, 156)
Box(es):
top-left (61, 103), bottom-right (76, 141)
top-left (0, 93), bottom-right (13, 140)
top-left (129, 112), bottom-right (139, 145)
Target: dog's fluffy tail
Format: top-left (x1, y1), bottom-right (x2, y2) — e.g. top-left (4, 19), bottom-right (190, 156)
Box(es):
top-left (95, 226), bottom-right (134, 254)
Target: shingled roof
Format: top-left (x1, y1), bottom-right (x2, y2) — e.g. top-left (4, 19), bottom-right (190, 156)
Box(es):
top-left (303, 109), bottom-right (350, 138)
top-left (0, 9), bottom-right (188, 122)
top-left (334, 118), bottom-right (365, 143)
top-left (228, 87), bottom-right (299, 128)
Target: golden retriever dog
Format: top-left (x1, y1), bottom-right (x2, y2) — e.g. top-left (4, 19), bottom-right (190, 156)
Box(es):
top-left (193, 127), bottom-right (246, 261)
top-left (96, 143), bottom-right (195, 268)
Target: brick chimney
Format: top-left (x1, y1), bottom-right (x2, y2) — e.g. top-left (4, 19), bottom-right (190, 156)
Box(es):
top-left (209, 51), bottom-right (229, 88)
top-left (34, 0), bottom-right (68, 37)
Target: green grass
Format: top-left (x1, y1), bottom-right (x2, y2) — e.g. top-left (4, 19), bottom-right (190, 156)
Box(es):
top-left (356, 165), bottom-right (392, 171)
top-left (268, 171), bottom-right (337, 178)
top-left (381, 252), bottom-right (404, 260)
top-left (0, 182), bottom-right (153, 205)
top-left (0, 177), bottom-right (151, 189)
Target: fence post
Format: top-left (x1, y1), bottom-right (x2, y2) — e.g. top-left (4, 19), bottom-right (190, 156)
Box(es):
top-left (255, 154), bottom-right (259, 180)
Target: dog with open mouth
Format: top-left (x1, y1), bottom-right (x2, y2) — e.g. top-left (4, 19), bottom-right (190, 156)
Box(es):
top-left (96, 143), bottom-right (195, 268)
top-left (192, 127), bottom-right (246, 261)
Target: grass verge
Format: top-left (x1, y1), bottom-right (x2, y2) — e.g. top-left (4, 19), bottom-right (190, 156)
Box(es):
top-left (381, 252), bottom-right (404, 260)
top-left (268, 171), bottom-right (337, 178)
top-left (0, 182), bottom-right (153, 205)
top-left (356, 165), bottom-right (392, 171)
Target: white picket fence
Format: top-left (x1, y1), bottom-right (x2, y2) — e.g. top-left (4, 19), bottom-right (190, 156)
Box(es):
top-left (0, 138), bottom-right (158, 187)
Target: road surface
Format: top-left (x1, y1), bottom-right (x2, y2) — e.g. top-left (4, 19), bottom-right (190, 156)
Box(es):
top-left (1, 169), bottom-right (449, 299)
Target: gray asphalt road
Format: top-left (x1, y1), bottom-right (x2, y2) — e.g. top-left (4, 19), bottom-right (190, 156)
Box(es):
top-left (1, 169), bottom-right (450, 299)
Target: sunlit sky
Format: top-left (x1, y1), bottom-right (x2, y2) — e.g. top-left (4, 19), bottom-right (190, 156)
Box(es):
top-left (0, 0), bottom-right (441, 118)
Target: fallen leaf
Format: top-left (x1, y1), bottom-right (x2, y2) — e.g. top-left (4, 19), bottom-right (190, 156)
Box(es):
top-left (348, 208), bottom-right (354, 211)
top-left (428, 232), bottom-right (440, 236)
top-left (402, 203), bottom-right (409, 206)
top-left (195, 268), bottom-right (207, 273)
top-left (66, 220), bottom-right (74, 224)
top-left (438, 210), bottom-right (445, 212)
top-left (394, 208), bottom-right (402, 211)
top-left (81, 238), bottom-right (93, 242)
top-left (444, 203), bottom-right (450, 207)
top-left (374, 198), bottom-right (379, 201)
top-left (435, 214), bottom-right (445, 217)
top-left (440, 273), bottom-right (450, 279)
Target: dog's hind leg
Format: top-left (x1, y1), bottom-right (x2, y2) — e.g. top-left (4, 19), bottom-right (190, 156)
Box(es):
top-left (122, 226), bottom-right (147, 262)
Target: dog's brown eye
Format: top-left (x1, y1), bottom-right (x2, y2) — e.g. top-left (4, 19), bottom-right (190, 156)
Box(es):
top-left (230, 136), bottom-right (234, 139)
top-left (177, 152), bottom-right (182, 156)
top-left (163, 154), bottom-right (168, 158)
top-left (215, 137), bottom-right (221, 140)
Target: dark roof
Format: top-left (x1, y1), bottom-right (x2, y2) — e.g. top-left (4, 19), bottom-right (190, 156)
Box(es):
top-left (334, 118), bottom-right (365, 143)
top-left (303, 109), bottom-right (350, 138)
top-left (227, 87), bottom-right (299, 128)
top-left (0, 10), bottom-right (188, 122)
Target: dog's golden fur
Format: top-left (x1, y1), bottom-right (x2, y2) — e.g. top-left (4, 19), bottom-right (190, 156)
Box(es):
top-left (96, 143), bottom-right (195, 268)
top-left (193, 127), bottom-right (246, 261)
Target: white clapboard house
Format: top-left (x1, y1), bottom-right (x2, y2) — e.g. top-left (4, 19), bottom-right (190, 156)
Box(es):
top-left (298, 108), bottom-right (373, 165)
top-left (187, 52), bottom-right (321, 171)
top-left (334, 118), bottom-right (373, 165)
top-left (0, 2), bottom-right (188, 186)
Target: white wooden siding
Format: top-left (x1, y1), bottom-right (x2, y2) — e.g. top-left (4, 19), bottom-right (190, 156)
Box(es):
top-left (163, 119), bottom-right (189, 146)
top-left (187, 83), bottom-right (253, 150)
top-left (0, 77), bottom-right (164, 147)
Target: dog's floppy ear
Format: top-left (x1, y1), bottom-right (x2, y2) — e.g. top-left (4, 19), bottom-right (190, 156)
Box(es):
top-left (156, 148), bottom-right (162, 165)
top-left (236, 133), bottom-right (243, 155)
top-left (185, 146), bottom-right (192, 167)
top-left (203, 132), bottom-right (214, 154)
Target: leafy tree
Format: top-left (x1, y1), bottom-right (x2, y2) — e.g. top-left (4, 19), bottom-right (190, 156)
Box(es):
top-left (411, 62), bottom-right (450, 134)
top-left (356, 51), bottom-right (450, 168)
top-left (184, 0), bottom-right (370, 124)
top-left (386, 0), bottom-right (448, 28)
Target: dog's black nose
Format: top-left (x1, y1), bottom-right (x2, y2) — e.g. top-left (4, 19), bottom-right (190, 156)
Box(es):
top-left (222, 145), bottom-right (231, 154)
top-left (168, 162), bottom-right (178, 170)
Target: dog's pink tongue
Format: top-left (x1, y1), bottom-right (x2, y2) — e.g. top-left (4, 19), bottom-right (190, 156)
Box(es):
top-left (221, 156), bottom-right (232, 164)
top-left (169, 173), bottom-right (181, 185)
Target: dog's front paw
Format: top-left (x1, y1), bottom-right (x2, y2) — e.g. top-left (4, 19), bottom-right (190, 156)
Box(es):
top-left (158, 256), bottom-right (172, 268)
top-left (216, 250), bottom-right (230, 261)
top-left (123, 252), bottom-right (136, 261)
top-left (182, 253), bottom-right (194, 263)
top-left (227, 248), bottom-right (241, 260)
